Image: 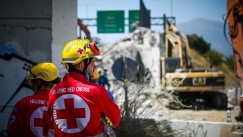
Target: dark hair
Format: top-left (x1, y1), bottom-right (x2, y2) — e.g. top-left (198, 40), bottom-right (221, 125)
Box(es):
top-left (39, 78), bottom-right (61, 86)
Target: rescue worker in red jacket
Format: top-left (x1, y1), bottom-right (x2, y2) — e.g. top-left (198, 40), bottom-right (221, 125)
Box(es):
top-left (48, 39), bottom-right (120, 137)
top-left (7, 62), bottom-right (61, 137)
top-left (91, 68), bottom-right (114, 102)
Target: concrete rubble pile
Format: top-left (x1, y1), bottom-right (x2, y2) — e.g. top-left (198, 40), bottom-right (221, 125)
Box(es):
top-left (97, 25), bottom-right (165, 106)
top-left (94, 25), bottom-right (243, 137)
top-left (227, 87), bottom-right (241, 108)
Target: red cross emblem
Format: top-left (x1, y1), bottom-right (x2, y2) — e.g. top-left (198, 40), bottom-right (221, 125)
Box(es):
top-left (56, 98), bottom-right (86, 129)
top-left (53, 94), bottom-right (91, 133)
top-left (34, 110), bottom-right (49, 136)
top-left (76, 48), bottom-right (84, 54)
top-left (30, 106), bottom-right (49, 136)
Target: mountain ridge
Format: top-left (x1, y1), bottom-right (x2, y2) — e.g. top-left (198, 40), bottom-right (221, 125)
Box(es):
top-left (177, 18), bottom-right (232, 57)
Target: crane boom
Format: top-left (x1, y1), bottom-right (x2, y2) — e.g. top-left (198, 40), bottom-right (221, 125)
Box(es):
top-left (78, 18), bottom-right (91, 40)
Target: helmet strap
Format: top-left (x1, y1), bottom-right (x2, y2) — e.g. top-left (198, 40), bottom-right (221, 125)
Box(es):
top-left (83, 58), bottom-right (92, 81)
top-left (83, 58), bottom-right (91, 73)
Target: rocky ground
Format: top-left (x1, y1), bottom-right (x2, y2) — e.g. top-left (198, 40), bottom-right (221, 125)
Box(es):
top-left (169, 107), bottom-right (241, 123)
top-left (147, 97), bottom-right (242, 124)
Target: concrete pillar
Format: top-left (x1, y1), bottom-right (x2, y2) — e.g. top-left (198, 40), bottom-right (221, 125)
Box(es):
top-left (0, 0), bottom-right (77, 131)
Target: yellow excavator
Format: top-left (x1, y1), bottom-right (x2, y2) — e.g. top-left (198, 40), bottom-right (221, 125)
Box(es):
top-left (160, 20), bottom-right (227, 109)
top-left (226, 0), bottom-right (243, 121)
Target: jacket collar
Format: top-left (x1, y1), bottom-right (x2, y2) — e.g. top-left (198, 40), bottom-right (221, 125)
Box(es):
top-left (63, 72), bottom-right (88, 82)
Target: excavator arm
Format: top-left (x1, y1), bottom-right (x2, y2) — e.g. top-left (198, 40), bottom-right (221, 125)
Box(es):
top-left (227, 0), bottom-right (243, 117)
top-left (164, 21), bottom-right (193, 69)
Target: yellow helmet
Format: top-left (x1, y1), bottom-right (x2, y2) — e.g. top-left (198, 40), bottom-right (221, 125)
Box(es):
top-left (103, 67), bottom-right (107, 71)
top-left (96, 68), bottom-right (103, 73)
top-left (92, 69), bottom-right (100, 80)
top-left (61, 39), bottom-right (100, 65)
top-left (26, 62), bottom-right (60, 82)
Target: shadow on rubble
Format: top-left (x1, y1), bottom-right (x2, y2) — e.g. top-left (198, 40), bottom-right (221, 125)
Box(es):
top-left (167, 99), bottom-right (228, 111)
top-left (165, 91), bottom-right (228, 111)
top-left (115, 118), bottom-right (175, 137)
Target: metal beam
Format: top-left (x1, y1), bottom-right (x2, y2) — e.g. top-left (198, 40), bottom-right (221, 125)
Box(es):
top-left (80, 16), bottom-right (176, 27)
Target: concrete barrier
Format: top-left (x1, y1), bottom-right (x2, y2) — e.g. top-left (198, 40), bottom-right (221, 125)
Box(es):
top-left (170, 119), bottom-right (242, 137)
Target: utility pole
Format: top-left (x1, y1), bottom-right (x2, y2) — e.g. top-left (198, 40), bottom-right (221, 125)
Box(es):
top-left (78, 3), bottom-right (99, 19)
top-left (171, 0), bottom-right (173, 16)
top-left (123, 56), bottom-right (129, 117)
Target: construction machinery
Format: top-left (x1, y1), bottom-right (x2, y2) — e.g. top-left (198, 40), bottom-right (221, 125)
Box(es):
top-left (226, 0), bottom-right (243, 118)
top-left (160, 20), bottom-right (227, 109)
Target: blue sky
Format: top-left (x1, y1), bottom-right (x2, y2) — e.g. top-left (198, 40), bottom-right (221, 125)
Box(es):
top-left (77, 0), bottom-right (228, 43)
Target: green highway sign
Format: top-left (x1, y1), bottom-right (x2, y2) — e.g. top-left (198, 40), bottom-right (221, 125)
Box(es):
top-left (97, 10), bottom-right (124, 33)
top-left (128, 10), bottom-right (150, 33)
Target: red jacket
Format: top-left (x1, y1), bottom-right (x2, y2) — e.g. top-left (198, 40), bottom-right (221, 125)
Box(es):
top-left (48, 72), bottom-right (120, 137)
top-left (7, 89), bottom-right (52, 137)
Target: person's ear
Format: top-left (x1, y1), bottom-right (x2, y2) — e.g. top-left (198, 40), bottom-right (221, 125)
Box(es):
top-left (36, 79), bottom-right (42, 86)
top-left (78, 61), bottom-right (84, 70)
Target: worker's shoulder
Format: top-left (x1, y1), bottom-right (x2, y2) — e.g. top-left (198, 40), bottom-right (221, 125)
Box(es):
top-left (88, 82), bottom-right (102, 88)
top-left (87, 82), bottom-right (106, 91)
top-left (15, 95), bottom-right (35, 105)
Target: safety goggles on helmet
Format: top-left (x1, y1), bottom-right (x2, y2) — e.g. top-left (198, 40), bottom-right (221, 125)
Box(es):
top-left (61, 39), bottom-right (101, 65)
top-left (85, 42), bottom-right (100, 55)
top-left (26, 62), bottom-right (60, 82)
